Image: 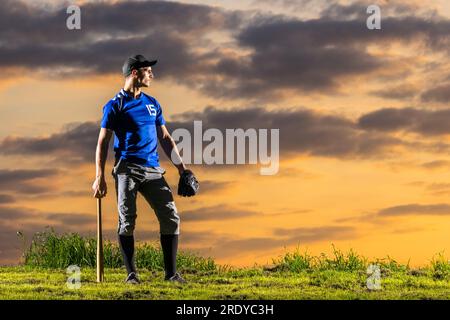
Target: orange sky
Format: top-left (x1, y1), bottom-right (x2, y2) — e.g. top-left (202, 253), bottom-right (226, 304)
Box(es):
top-left (0, 0), bottom-right (449, 267)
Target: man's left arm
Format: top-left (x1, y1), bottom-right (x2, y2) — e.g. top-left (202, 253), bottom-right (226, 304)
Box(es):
top-left (157, 125), bottom-right (186, 175)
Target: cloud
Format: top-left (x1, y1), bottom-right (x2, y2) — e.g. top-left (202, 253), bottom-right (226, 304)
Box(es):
top-left (337, 202), bottom-right (450, 224)
top-left (0, 206), bottom-right (31, 220)
top-left (0, 219), bottom-right (97, 265)
top-left (0, 194), bottom-right (15, 204)
top-left (169, 106), bottom-right (402, 159)
top-left (0, 222), bottom-right (41, 264)
top-left (377, 203), bottom-right (450, 217)
top-left (319, 0), bottom-right (438, 21)
top-left (0, 0), bottom-right (241, 80)
top-left (8, 104), bottom-right (450, 169)
top-left (202, 6), bottom-right (450, 99)
top-left (424, 183), bottom-right (450, 196)
top-left (421, 83), bottom-right (450, 103)
top-left (0, 168), bottom-right (58, 182)
top-left (0, 122), bottom-right (99, 163)
top-left (358, 107), bottom-right (450, 136)
top-left (390, 227), bottom-right (425, 234)
top-left (196, 180), bottom-right (234, 194)
top-left (182, 204), bottom-right (259, 222)
top-left (370, 84), bottom-right (418, 100)
top-left (256, 0), bottom-right (438, 20)
top-left (204, 225), bottom-right (356, 257)
top-left (0, 105), bottom-right (410, 165)
top-left (272, 226), bottom-right (355, 240)
top-left (358, 108), bottom-right (422, 132)
top-left (0, 168), bottom-right (60, 194)
top-left (421, 160), bottom-right (450, 170)
top-left (0, 205), bottom-right (94, 226)
top-left (45, 213), bottom-right (94, 226)
top-left (0, 204), bottom-right (99, 263)
top-left (1, 0), bottom-right (449, 100)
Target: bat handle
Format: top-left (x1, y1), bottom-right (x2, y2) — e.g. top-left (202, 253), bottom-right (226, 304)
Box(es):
top-left (96, 197), bottom-right (104, 282)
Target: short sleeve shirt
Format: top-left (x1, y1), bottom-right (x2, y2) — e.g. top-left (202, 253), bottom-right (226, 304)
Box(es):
top-left (101, 89), bottom-right (166, 167)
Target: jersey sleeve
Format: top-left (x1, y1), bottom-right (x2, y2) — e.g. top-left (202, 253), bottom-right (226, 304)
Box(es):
top-left (154, 99), bottom-right (166, 126)
top-left (100, 100), bottom-right (118, 130)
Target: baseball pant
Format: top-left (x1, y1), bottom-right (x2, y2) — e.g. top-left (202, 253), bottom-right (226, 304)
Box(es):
top-left (112, 158), bottom-right (180, 236)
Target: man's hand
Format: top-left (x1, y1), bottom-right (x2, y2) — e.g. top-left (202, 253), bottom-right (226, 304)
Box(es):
top-left (92, 176), bottom-right (107, 198)
top-left (93, 128), bottom-right (112, 198)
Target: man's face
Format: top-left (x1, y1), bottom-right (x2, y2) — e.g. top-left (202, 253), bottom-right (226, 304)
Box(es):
top-left (135, 66), bottom-right (154, 87)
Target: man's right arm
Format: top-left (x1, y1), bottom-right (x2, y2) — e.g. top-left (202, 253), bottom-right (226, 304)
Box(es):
top-left (92, 128), bottom-right (113, 198)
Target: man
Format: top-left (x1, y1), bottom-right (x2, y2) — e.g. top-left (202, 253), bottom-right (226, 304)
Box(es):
top-left (92, 54), bottom-right (192, 284)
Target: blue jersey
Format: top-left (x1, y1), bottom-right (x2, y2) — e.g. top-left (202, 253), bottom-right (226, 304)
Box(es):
top-left (100, 89), bottom-right (166, 167)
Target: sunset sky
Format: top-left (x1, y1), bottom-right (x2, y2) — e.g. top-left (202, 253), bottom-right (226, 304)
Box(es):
top-left (0, 0), bottom-right (449, 267)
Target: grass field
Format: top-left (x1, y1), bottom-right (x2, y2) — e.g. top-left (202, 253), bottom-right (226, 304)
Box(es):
top-left (0, 230), bottom-right (449, 300)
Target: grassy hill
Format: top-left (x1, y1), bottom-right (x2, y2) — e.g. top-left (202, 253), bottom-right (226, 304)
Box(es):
top-left (0, 230), bottom-right (448, 300)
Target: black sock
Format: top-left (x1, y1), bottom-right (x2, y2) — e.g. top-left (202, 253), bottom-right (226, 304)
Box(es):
top-left (118, 235), bottom-right (136, 275)
top-left (160, 234), bottom-right (178, 278)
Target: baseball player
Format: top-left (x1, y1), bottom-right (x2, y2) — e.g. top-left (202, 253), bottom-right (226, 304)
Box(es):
top-left (92, 54), bottom-right (198, 284)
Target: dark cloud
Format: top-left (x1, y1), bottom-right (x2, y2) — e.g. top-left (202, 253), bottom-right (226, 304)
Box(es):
top-left (179, 231), bottom-right (214, 246)
top-left (45, 213), bottom-right (94, 226)
top-left (0, 221), bottom-right (45, 264)
top-left (319, 1), bottom-right (435, 21)
top-left (0, 106), bottom-right (407, 164)
top-left (390, 227), bottom-right (425, 234)
top-left (421, 160), bottom-right (450, 170)
top-left (169, 106), bottom-right (402, 159)
top-left (272, 226), bottom-right (355, 240)
top-left (7, 104), bottom-right (450, 168)
top-left (204, 9), bottom-right (450, 98)
top-left (0, 122), bottom-right (99, 163)
top-left (211, 21), bottom-right (383, 98)
top-left (0, 194), bottom-right (15, 204)
top-left (0, 205), bottom-right (94, 226)
top-left (404, 181), bottom-right (425, 187)
top-left (0, 204), bottom-right (101, 264)
top-left (425, 183), bottom-right (450, 191)
top-left (204, 225), bottom-right (356, 257)
top-left (378, 203), bottom-right (450, 217)
top-left (0, 206), bottom-right (31, 220)
top-left (256, 0), bottom-right (435, 20)
top-left (58, 190), bottom-right (91, 198)
top-left (424, 183), bottom-right (450, 196)
top-left (0, 220), bottom-right (98, 265)
top-left (0, 0), bottom-right (240, 80)
top-left (358, 108), bottom-right (422, 132)
top-left (358, 107), bottom-right (450, 136)
top-left (1, 0), bottom-right (449, 100)
top-left (370, 85), bottom-right (418, 100)
top-left (0, 169), bottom-right (57, 182)
top-left (182, 204), bottom-right (259, 222)
top-left (421, 83), bottom-right (450, 104)
top-left (197, 180), bottom-right (234, 194)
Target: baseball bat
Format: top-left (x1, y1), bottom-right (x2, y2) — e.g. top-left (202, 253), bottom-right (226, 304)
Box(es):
top-left (96, 197), bottom-right (104, 282)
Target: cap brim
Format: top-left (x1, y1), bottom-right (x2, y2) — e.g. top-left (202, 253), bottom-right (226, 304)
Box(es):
top-left (141, 60), bottom-right (157, 67)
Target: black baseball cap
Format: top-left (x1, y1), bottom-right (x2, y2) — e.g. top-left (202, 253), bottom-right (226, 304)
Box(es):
top-left (122, 54), bottom-right (157, 77)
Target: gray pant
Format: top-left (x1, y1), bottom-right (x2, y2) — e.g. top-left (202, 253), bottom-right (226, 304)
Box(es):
top-left (112, 158), bottom-right (180, 236)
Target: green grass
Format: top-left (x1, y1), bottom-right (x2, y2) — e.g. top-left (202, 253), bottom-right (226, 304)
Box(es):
top-left (0, 231), bottom-right (448, 300)
top-left (22, 229), bottom-right (217, 272)
top-left (1, 265), bottom-right (449, 300)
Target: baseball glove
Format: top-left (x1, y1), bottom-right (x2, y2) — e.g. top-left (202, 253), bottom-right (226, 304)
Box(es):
top-left (178, 170), bottom-right (199, 197)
